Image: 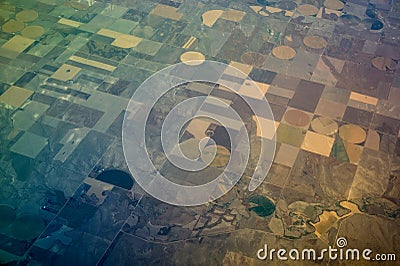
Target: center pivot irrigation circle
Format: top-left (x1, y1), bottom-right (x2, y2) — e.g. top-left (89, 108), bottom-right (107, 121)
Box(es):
top-left (122, 60), bottom-right (276, 206)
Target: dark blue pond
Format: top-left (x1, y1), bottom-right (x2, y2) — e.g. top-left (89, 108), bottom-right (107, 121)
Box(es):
top-left (96, 169), bottom-right (134, 190)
